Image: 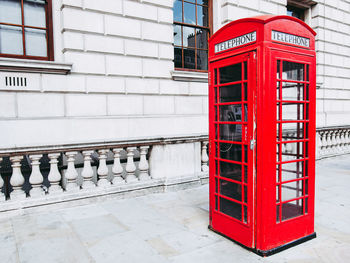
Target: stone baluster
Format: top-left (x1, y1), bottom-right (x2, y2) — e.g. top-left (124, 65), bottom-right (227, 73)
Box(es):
top-left (0, 158), bottom-right (4, 201)
top-left (9, 156), bottom-right (26, 200)
top-left (112, 148), bottom-right (125, 184)
top-left (138, 146), bottom-right (150, 181)
top-left (340, 130), bottom-right (346, 153)
top-left (320, 131), bottom-right (327, 156)
top-left (65, 151), bottom-right (79, 191)
top-left (346, 130), bottom-right (350, 152)
top-left (335, 131), bottom-right (341, 153)
top-left (125, 147), bottom-right (137, 183)
top-left (48, 153), bottom-right (63, 194)
top-left (97, 149), bottom-right (110, 187)
top-left (331, 131), bottom-right (337, 154)
top-left (29, 154), bottom-right (45, 197)
top-left (201, 141), bottom-right (209, 172)
top-left (316, 132), bottom-right (322, 159)
top-left (81, 150), bottom-right (95, 188)
top-left (325, 131), bottom-right (332, 155)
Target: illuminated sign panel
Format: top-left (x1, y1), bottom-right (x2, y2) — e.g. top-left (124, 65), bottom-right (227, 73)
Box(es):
top-left (271, 30), bottom-right (310, 47)
top-left (215, 31), bottom-right (257, 53)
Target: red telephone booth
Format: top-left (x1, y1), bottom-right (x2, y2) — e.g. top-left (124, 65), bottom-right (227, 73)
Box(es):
top-left (208, 15), bottom-right (316, 256)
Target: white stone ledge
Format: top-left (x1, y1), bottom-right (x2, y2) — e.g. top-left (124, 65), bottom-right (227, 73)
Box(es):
top-left (0, 58), bottom-right (72, 75)
top-left (171, 70), bottom-right (208, 83)
top-left (0, 133), bottom-right (208, 155)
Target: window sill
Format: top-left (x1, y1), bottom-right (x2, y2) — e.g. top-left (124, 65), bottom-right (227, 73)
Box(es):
top-left (171, 70), bottom-right (208, 83)
top-left (0, 58), bottom-right (72, 75)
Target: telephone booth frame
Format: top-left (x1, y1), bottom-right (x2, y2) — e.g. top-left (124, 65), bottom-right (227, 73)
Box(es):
top-left (208, 15), bottom-right (316, 256)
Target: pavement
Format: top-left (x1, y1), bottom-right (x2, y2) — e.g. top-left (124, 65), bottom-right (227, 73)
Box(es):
top-left (0, 155), bottom-right (350, 263)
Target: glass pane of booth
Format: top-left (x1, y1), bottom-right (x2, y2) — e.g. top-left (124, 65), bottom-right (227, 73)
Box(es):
top-left (219, 84), bottom-right (241, 102)
top-left (219, 143), bottom-right (242, 162)
top-left (219, 161), bottom-right (242, 181)
top-left (220, 180), bottom-right (242, 201)
top-left (219, 63), bottom-right (242, 83)
top-left (282, 61), bottom-right (304, 81)
top-left (276, 59), bottom-right (310, 222)
top-left (220, 197), bottom-right (242, 221)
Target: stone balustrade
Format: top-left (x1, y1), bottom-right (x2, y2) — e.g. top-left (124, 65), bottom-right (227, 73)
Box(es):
top-left (316, 126), bottom-right (350, 159)
top-left (0, 136), bottom-right (209, 212)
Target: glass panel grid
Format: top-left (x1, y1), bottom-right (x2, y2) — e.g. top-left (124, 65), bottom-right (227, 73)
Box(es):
top-left (214, 60), bottom-right (249, 224)
top-left (276, 59), bottom-right (309, 222)
top-left (173, 0), bottom-right (210, 70)
top-left (0, 0), bottom-right (48, 58)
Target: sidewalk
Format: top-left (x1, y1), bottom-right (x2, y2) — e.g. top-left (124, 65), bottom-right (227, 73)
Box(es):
top-left (1, 155), bottom-right (349, 263)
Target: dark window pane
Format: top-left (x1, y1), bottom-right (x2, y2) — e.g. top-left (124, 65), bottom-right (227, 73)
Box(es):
top-left (183, 26), bottom-right (195, 47)
top-left (174, 47), bottom-right (182, 68)
top-left (219, 63), bottom-right (242, 83)
top-left (173, 0), bottom-right (182, 22)
top-left (197, 49), bottom-right (208, 70)
top-left (282, 61), bottom-right (304, 81)
top-left (219, 161), bottom-right (242, 181)
top-left (219, 143), bottom-right (242, 162)
top-left (184, 2), bottom-right (196, 25)
top-left (219, 84), bottom-right (242, 102)
top-left (219, 104), bottom-right (242, 122)
top-left (277, 60), bottom-right (281, 79)
top-left (25, 28), bottom-right (47, 57)
top-left (196, 29), bottom-right (208, 49)
top-left (174, 25), bottom-right (181, 46)
top-left (0, 0), bottom-right (22, 24)
top-left (220, 197), bottom-right (242, 221)
top-left (244, 165), bottom-right (247, 183)
top-left (244, 83), bottom-right (247, 101)
top-left (243, 61), bottom-right (247, 80)
top-left (183, 48), bottom-right (195, 69)
top-left (0, 25), bottom-right (23, 55)
top-left (218, 124), bottom-right (242, 141)
top-left (215, 69), bottom-right (217, 85)
top-left (282, 201), bottom-right (303, 220)
top-left (244, 185), bottom-right (247, 203)
top-left (220, 180), bottom-right (242, 201)
top-left (197, 5), bottom-right (208, 27)
top-left (24, 0), bottom-right (46, 28)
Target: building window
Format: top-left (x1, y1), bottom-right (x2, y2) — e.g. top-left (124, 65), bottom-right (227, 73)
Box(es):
top-left (287, 5), bottom-right (305, 21)
top-left (0, 0), bottom-right (53, 60)
top-left (173, 0), bottom-right (211, 71)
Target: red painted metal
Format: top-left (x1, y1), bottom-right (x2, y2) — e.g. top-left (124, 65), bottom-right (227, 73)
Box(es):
top-left (208, 15), bottom-right (316, 254)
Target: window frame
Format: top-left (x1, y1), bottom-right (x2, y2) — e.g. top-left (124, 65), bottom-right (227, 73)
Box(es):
top-left (0, 0), bottom-right (54, 61)
top-left (173, 0), bottom-right (212, 73)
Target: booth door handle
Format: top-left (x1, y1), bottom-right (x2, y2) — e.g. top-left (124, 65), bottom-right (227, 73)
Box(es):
top-left (250, 139), bottom-right (255, 150)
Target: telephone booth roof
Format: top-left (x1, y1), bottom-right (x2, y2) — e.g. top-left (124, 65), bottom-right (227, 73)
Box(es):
top-left (209, 15), bottom-right (316, 60)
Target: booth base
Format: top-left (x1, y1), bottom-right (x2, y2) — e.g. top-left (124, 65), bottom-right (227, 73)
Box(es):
top-left (208, 225), bottom-right (316, 257)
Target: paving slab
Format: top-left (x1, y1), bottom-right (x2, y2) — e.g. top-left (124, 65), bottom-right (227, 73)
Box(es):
top-left (0, 154), bottom-right (349, 262)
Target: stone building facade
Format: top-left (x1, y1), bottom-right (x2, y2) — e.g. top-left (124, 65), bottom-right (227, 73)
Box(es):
top-left (0, 0), bottom-right (349, 210)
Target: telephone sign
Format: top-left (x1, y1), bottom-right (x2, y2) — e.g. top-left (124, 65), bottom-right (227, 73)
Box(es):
top-left (208, 15), bottom-right (316, 256)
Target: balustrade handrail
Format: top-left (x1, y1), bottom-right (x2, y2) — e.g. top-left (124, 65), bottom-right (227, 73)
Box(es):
top-left (316, 125), bottom-right (350, 132)
top-left (0, 134), bottom-right (209, 157)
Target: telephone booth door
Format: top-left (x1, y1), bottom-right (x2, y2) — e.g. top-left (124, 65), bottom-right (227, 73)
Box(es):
top-left (209, 51), bottom-right (256, 248)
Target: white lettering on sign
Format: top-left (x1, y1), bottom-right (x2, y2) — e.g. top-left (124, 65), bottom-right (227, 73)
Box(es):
top-left (271, 30), bottom-right (310, 48)
top-left (215, 31), bottom-right (257, 53)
